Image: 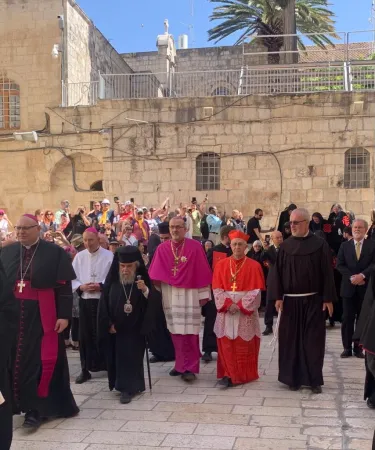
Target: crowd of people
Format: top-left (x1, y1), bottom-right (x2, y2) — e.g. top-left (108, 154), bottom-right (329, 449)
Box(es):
top-left (0, 196), bottom-right (375, 449)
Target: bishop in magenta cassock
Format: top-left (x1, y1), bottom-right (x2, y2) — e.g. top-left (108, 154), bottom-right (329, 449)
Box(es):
top-left (149, 217), bottom-right (212, 382)
top-left (0, 214), bottom-right (79, 429)
top-left (212, 230), bottom-right (265, 387)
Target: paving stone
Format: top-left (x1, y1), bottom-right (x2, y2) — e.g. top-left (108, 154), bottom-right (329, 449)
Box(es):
top-left (13, 428), bottom-right (91, 442)
top-left (98, 410), bottom-right (172, 421)
top-left (10, 443), bottom-right (89, 450)
top-left (234, 438), bottom-right (307, 449)
top-left (168, 411), bottom-right (250, 425)
top-left (83, 431), bottom-right (166, 446)
top-left (250, 415), bottom-right (301, 428)
top-left (203, 395), bottom-right (263, 406)
top-left (141, 393), bottom-right (207, 403)
top-left (263, 398), bottom-right (301, 407)
top-left (194, 423), bottom-right (260, 438)
top-left (121, 420), bottom-right (197, 434)
top-left (71, 383), bottom-right (108, 395)
top-left (307, 436), bottom-right (343, 449)
top-left (303, 426), bottom-right (342, 437)
top-left (161, 434), bottom-right (235, 449)
top-left (56, 418), bottom-right (126, 431)
top-left (154, 401), bottom-right (234, 414)
top-left (303, 408), bottom-right (339, 417)
top-left (183, 387), bottom-right (246, 396)
top-left (232, 405), bottom-right (302, 417)
top-left (347, 439), bottom-right (374, 449)
top-left (260, 427), bottom-right (306, 440)
top-left (80, 399), bottom-right (158, 410)
top-left (86, 446), bottom-right (172, 450)
top-left (74, 395), bottom-right (91, 406)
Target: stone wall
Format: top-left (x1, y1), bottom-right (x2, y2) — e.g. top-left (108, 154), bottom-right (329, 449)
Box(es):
top-left (43, 91), bottom-right (374, 229)
top-left (65, 0), bottom-right (132, 85)
top-left (123, 41), bottom-right (270, 76)
top-left (0, 0), bottom-right (64, 132)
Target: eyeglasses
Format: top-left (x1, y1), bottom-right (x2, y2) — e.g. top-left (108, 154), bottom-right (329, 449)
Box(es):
top-left (290, 220), bottom-right (306, 226)
top-left (15, 225), bottom-right (38, 231)
top-left (45, 213), bottom-right (52, 216)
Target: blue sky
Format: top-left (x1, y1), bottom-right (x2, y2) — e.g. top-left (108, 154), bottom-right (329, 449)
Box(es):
top-left (77, 0), bottom-right (374, 53)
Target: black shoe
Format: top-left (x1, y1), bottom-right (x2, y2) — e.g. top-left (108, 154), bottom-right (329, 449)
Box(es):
top-left (150, 355), bottom-right (160, 363)
top-left (120, 392), bottom-right (132, 404)
top-left (311, 386), bottom-right (322, 394)
top-left (367, 398), bottom-right (375, 409)
top-left (340, 349), bottom-right (352, 358)
top-left (182, 371), bottom-right (196, 382)
top-left (328, 319), bottom-right (335, 327)
top-left (353, 348), bottom-right (365, 359)
top-left (218, 377), bottom-right (233, 388)
top-left (289, 385), bottom-right (301, 391)
top-left (169, 368), bottom-right (182, 377)
top-left (262, 327), bottom-right (273, 336)
top-left (201, 352), bottom-right (213, 362)
top-left (23, 410), bottom-right (42, 429)
top-left (75, 370), bottom-right (92, 384)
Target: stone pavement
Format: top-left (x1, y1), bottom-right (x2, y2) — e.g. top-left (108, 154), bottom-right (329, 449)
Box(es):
top-left (11, 327), bottom-right (374, 450)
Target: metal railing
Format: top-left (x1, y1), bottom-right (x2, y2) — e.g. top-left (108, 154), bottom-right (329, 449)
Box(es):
top-left (62, 62), bottom-right (375, 106)
top-left (62, 81), bottom-right (98, 107)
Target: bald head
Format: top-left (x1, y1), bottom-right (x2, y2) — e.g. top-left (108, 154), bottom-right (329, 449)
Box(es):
top-left (16, 215), bottom-right (41, 246)
top-left (271, 230), bottom-right (283, 247)
top-left (290, 208), bottom-right (310, 237)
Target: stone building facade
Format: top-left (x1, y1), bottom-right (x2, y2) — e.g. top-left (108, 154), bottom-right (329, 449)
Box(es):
top-left (0, 0), bottom-right (374, 225)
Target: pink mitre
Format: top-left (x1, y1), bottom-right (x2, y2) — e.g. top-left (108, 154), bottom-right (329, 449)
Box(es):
top-left (84, 227), bottom-right (98, 234)
top-left (23, 214), bottom-right (39, 223)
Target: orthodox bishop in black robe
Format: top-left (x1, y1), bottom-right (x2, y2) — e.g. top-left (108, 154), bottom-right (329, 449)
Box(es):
top-left (268, 232), bottom-right (337, 390)
top-left (98, 246), bottom-right (157, 404)
top-left (0, 260), bottom-right (18, 449)
top-left (354, 276), bottom-right (375, 408)
top-left (0, 238), bottom-right (79, 427)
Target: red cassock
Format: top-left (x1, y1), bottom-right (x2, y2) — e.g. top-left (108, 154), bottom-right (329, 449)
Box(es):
top-left (212, 256), bottom-right (265, 385)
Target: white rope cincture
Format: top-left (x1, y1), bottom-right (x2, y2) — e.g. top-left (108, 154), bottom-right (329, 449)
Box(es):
top-left (266, 308), bottom-right (282, 372)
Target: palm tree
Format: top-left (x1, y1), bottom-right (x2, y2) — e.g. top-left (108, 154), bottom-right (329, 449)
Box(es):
top-left (208, 0), bottom-right (337, 64)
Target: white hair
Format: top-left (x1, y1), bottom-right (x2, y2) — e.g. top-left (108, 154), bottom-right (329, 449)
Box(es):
top-left (291, 208), bottom-right (310, 221)
top-left (253, 240), bottom-right (262, 247)
top-left (353, 219), bottom-right (368, 229)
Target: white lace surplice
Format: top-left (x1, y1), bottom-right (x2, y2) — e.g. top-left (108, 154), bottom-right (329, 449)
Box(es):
top-left (213, 289), bottom-right (261, 341)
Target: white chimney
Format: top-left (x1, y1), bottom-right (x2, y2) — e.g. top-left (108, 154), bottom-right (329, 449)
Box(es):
top-left (178, 34), bottom-right (189, 49)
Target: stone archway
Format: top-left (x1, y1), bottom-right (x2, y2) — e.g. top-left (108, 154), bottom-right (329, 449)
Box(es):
top-left (49, 152), bottom-right (104, 209)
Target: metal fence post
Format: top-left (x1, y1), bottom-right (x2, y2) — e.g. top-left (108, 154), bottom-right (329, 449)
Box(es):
top-left (61, 80), bottom-right (66, 107)
top-left (343, 62), bottom-right (352, 92)
top-left (98, 72), bottom-right (105, 99)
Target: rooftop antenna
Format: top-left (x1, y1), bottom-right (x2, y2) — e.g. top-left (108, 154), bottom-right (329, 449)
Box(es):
top-left (181, 0), bottom-right (195, 46)
top-left (370, 0), bottom-right (375, 53)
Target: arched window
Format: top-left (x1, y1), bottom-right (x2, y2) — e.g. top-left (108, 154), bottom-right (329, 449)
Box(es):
top-left (196, 153), bottom-right (220, 191)
top-left (90, 180), bottom-right (103, 191)
top-left (0, 78), bottom-right (20, 130)
top-left (344, 148), bottom-right (370, 189)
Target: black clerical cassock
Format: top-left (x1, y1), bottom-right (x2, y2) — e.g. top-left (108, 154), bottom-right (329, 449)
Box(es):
top-left (0, 240), bottom-right (79, 421)
top-left (268, 233), bottom-right (337, 389)
top-left (0, 260), bottom-right (18, 450)
top-left (98, 246), bottom-right (157, 397)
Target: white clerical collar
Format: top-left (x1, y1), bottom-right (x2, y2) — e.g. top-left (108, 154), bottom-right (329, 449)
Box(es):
top-left (23, 238), bottom-right (40, 250)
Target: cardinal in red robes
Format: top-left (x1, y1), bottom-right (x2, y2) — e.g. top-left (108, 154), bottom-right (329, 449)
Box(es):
top-left (212, 230), bottom-right (265, 387)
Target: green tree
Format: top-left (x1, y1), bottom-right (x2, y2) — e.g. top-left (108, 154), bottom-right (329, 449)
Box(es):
top-left (208, 0), bottom-right (337, 64)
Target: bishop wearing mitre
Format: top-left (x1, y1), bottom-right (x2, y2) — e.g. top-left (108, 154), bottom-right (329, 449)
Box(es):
top-left (212, 230), bottom-right (265, 387)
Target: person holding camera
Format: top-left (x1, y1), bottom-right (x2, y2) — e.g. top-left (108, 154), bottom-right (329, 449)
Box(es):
top-left (71, 206), bottom-right (92, 236)
top-left (40, 210), bottom-right (57, 234)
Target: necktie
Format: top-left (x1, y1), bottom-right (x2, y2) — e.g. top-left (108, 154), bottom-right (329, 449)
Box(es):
top-left (355, 242), bottom-right (361, 261)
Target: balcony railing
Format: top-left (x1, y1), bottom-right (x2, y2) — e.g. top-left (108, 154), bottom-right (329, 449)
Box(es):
top-left (62, 62), bottom-right (375, 106)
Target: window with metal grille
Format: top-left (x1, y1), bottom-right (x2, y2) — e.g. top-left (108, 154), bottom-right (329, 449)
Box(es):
top-left (212, 87), bottom-right (231, 96)
top-left (196, 152), bottom-right (220, 191)
top-left (344, 148), bottom-right (370, 189)
top-left (0, 78), bottom-right (20, 130)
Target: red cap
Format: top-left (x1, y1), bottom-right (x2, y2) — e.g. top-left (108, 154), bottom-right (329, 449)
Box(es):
top-left (228, 230), bottom-right (249, 242)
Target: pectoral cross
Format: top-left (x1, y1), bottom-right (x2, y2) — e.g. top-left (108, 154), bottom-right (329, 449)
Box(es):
top-left (171, 266), bottom-right (179, 276)
top-left (231, 281), bottom-right (237, 292)
top-left (17, 280), bottom-right (26, 293)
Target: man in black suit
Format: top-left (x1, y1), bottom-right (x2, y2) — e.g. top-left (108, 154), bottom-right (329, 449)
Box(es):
top-left (262, 231), bottom-right (283, 335)
top-left (336, 219), bottom-right (375, 358)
